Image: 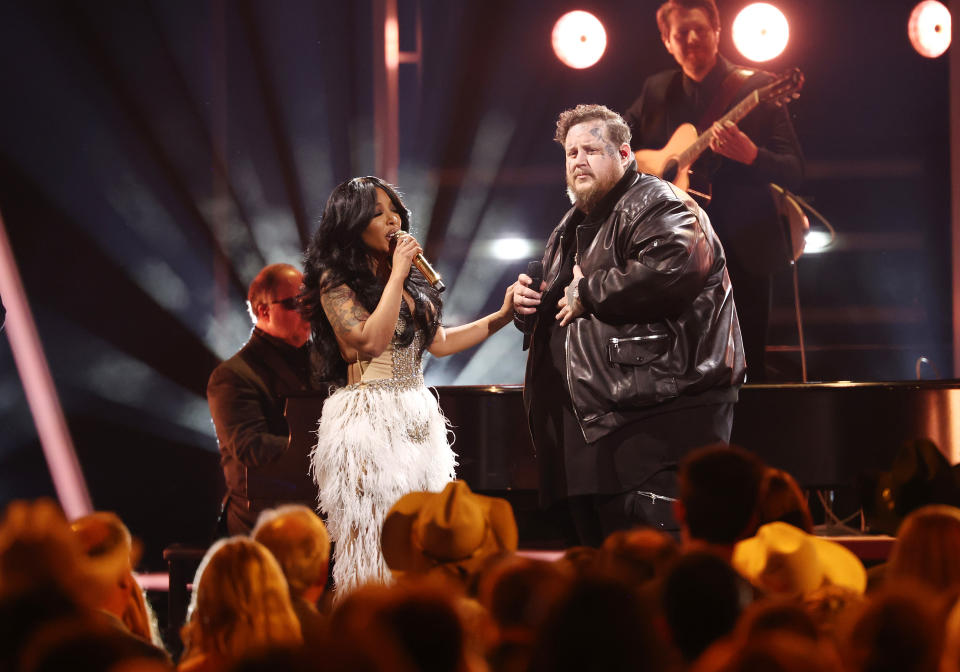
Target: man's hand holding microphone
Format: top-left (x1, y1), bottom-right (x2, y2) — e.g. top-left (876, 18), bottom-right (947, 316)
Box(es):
top-left (514, 260), bottom-right (585, 326)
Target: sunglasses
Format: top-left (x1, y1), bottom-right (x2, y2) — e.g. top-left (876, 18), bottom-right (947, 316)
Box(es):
top-left (269, 296), bottom-right (300, 311)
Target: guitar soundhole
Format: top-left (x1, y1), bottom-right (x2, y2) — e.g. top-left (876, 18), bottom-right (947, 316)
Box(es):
top-left (662, 158), bottom-right (679, 183)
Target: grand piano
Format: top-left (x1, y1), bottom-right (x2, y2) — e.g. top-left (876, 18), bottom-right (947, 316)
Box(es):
top-left (436, 381), bottom-right (960, 492)
top-left (286, 380), bottom-right (960, 516)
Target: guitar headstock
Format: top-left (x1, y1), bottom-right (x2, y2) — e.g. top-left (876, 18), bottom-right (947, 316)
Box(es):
top-left (758, 68), bottom-right (804, 108)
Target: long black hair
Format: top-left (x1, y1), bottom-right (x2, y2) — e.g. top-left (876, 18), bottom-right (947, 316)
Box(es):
top-left (301, 176), bottom-right (442, 380)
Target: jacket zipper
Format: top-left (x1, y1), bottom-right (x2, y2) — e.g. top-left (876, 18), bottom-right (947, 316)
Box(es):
top-left (608, 334), bottom-right (668, 345)
top-left (565, 227), bottom-right (589, 442)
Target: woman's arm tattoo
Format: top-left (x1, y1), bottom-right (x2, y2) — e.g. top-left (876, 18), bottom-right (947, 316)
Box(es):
top-left (321, 286), bottom-right (368, 335)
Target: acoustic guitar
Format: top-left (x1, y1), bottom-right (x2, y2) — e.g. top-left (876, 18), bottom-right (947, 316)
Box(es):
top-left (634, 68), bottom-right (805, 203)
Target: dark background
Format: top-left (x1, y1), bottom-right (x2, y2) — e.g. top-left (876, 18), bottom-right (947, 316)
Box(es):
top-left (0, 0), bottom-right (951, 568)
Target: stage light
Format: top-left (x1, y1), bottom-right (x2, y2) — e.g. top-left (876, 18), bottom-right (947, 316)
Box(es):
top-left (490, 237), bottom-right (535, 260)
top-left (908, 1), bottom-right (951, 58)
top-left (551, 11), bottom-right (607, 69)
top-left (732, 3), bottom-right (789, 62)
top-left (803, 230), bottom-right (832, 254)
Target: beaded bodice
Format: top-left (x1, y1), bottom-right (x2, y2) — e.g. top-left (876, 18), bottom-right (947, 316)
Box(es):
top-left (347, 315), bottom-right (424, 389)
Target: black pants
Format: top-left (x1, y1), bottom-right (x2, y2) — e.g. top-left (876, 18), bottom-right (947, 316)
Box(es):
top-left (567, 467), bottom-right (680, 547)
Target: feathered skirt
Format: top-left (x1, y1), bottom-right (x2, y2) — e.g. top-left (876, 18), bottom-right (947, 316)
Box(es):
top-left (311, 378), bottom-right (456, 596)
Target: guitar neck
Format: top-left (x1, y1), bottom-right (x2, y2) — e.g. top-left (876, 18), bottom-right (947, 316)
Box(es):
top-left (677, 90), bottom-right (760, 167)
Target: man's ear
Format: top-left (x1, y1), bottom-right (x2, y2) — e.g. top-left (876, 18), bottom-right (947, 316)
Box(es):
top-left (620, 143), bottom-right (632, 165)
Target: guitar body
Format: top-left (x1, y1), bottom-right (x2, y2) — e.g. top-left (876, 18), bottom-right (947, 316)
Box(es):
top-left (634, 123), bottom-right (698, 191)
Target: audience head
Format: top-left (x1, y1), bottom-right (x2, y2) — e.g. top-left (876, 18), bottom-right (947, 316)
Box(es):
top-left (693, 632), bottom-right (840, 672)
top-left (19, 617), bottom-right (170, 672)
top-left (838, 586), bottom-right (942, 672)
top-left (677, 444), bottom-right (765, 547)
top-left (69, 513), bottom-right (139, 623)
top-left (940, 594), bottom-right (960, 672)
top-left (0, 499), bottom-right (91, 604)
top-left (181, 537), bottom-right (301, 663)
top-left (662, 551), bottom-right (753, 662)
top-left (756, 468), bottom-right (814, 533)
top-left (527, 572), bottom-right (670, 672)
top-left (732, 522), bottom-right (866, 597)
top-left (381, 481), bottom-right (518, 587)
top-left (886, 504), bottom-right (960, 592)
top-left (331, 580), bottom-right (469, 672)
top-left (600, 527), bottom-right (680, 585)
top-left (737, 598), bottom-right (821, 643)
top-left (477, 556), bottom-right (569, 642)
top-left (556, 546), bottom-right (600, 577)
top-left (252, 505), bottom-right (330, 604)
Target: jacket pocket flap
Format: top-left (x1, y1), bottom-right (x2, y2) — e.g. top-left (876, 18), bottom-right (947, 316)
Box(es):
top-left (607, 334), bottom-right (668, 366)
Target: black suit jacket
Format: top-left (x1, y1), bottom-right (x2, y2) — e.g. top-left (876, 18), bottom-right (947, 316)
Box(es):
top-left (624, 55), bottom-right (804, 275)
top-left (207, 328), bottom-right (320, 533)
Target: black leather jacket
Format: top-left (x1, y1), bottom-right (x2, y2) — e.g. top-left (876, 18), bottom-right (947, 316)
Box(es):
top-left (517, 166), bottom-right (745, 443)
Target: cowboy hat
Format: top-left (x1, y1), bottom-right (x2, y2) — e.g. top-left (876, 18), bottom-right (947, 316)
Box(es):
top-left (732, 522), bottom-right (866, 596)
top-left (381, 481), bottom-right (517, 578)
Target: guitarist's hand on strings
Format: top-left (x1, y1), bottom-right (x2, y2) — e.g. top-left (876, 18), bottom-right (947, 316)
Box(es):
top-left (710, 120), bottom-right (759, 166)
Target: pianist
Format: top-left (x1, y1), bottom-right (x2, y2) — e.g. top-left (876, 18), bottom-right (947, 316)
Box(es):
top-left (207, 263), bottom-right (322, 535)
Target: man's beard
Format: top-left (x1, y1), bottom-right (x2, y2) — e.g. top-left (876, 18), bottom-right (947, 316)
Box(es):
top-left (566, 172), bottom-right (613, 213)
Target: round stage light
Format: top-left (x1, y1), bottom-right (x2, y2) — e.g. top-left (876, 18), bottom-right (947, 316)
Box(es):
top-left (908, 1), bottom-right (951, 58)
top-left (552, 11), bottom-right (607, 69)
top-left (803, 230), bottom-right (832, 254)
top-left (490, 237), bottom-right (535, 260)
top-left (731, 3), bottom-right (790, 62)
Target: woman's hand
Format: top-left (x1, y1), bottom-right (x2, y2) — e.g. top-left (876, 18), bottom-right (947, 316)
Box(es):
top-left (390, 232), bottom-right (422, 281)
top-left (499, 282), bottom-right (517, 318)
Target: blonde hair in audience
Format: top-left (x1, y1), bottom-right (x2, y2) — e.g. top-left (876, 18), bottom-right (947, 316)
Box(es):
top-left (181, 537), bottom-right (302, 661)
top-left (252, 505), bottom-right (330, 599)
top-left (887, 505), bottom-right (960, 592)
top-left (124, 574), bottom-right (163, 646)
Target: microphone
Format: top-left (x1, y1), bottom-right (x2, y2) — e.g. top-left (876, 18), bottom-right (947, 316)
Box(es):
top-left (390, 232), bottom-right (445, 292)
top-left (526, 260), bottom-right (543, 293)
top-left (414, 255), bottom-right (445, 293)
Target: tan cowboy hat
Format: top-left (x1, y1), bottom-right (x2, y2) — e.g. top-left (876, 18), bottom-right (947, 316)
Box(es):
top-left (732, 522), bottom-right (866, 596)
top-left (381, 481), bottom-right (518, 578)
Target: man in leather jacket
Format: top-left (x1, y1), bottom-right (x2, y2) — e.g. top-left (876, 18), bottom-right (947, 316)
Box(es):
top-left (513, 104), bottom-right (745, 545)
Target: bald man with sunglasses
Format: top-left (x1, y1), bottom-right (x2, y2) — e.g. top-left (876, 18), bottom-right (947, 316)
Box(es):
top-left (207, 263), bottom-right (324, 535)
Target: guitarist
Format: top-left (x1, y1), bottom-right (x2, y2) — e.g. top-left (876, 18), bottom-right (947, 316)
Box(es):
top-left (624, 0), bottom-right (803, 382)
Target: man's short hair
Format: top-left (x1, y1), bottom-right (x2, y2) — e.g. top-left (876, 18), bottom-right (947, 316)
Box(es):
top-left (656, 0), bottom-right (720, 40)
top-left (679, 443), bottom-right (765, 545)
top-left (554, 104), bottom-right (631, 149)
top-left (252, 505), bottom-right (330, 599)
top-left (246, 263), bottom-right (299, 323)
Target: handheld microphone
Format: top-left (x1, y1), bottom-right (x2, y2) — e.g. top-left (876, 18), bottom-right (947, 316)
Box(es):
top-left (526, 260), bottom-right (543, 293)
top-left (390, 232), bottom-right (445, 292)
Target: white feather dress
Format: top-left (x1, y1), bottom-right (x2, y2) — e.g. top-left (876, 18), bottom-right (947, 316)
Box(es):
top-left (311, 321), bottom-right (456, 597)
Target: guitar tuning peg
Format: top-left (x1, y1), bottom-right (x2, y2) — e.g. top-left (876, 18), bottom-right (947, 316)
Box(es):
top-left (792, 93), bottom-right (800, 99)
